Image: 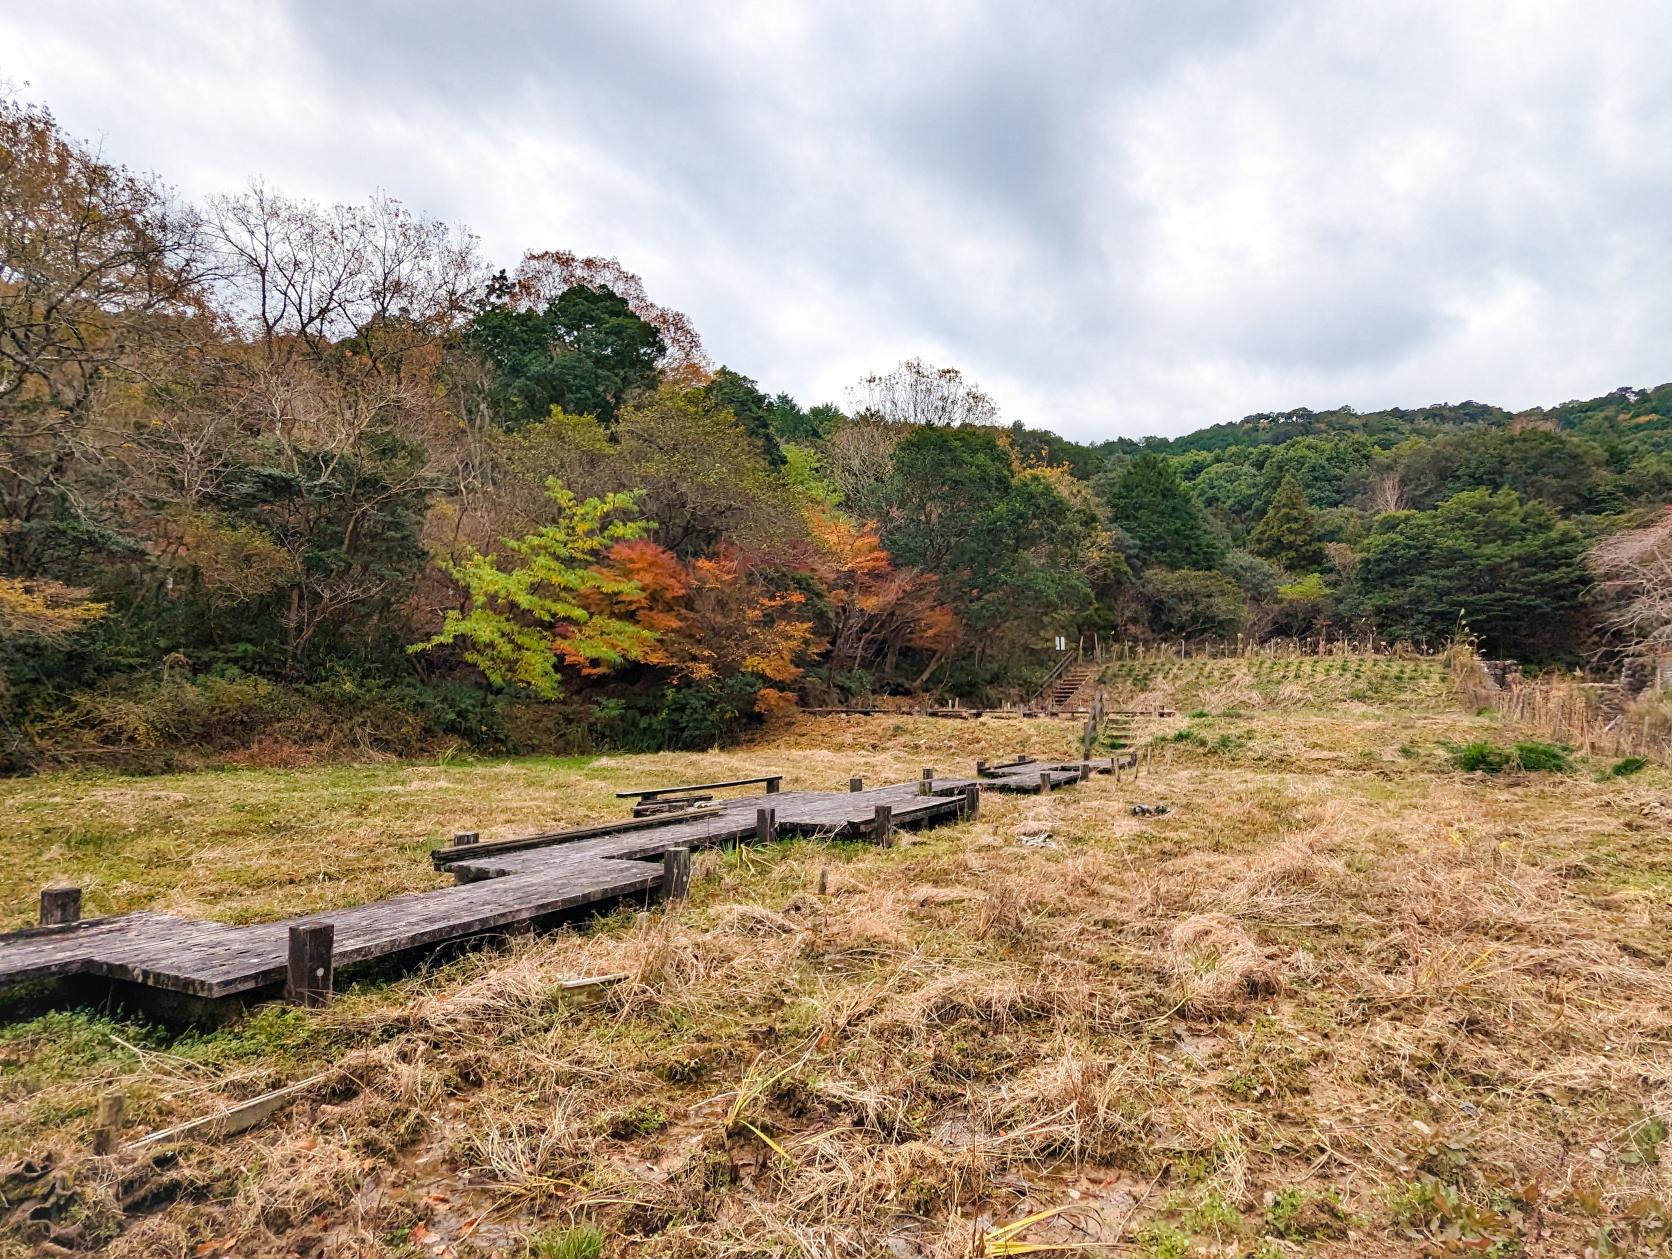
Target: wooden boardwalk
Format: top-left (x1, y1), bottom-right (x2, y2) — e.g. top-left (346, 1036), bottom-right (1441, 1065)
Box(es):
top-left (0, 760), bottom-right (1112, 1003)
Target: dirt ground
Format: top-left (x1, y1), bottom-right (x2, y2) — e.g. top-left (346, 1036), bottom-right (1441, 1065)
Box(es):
top-left (2, 658), bottom-right (1670, 1257)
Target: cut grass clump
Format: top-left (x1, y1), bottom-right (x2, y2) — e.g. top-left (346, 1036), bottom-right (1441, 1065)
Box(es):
top-left (1450, 741), bottom-right (1515, 773)
top-left (1448, 740), bottom-right (1572, 774)
top-left (527, 1224), bottom-right (604, 1259)
top-left (1513, 741), bottom-right (1572, 773)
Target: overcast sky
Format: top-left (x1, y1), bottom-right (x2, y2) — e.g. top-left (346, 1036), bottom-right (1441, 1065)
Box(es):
top-left (5, 2), bottom-right (1671, 440)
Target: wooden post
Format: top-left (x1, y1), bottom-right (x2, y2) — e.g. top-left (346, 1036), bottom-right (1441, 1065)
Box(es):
top-left (918, 767), bottom-right (934, 796)
top-left (453, 831), bottom-right (479, 847)
top-left (1079, 761), bottom-right (1091, 781)
top-left (816, 864), bottom-right (829, 895)
top-left (286, 923), bottom-right (334, 1007)
top-left (765, 776), bottom-right (782, 794)
top-left (662, 847), bottom-right (692, 903)
top-left (39, 886), bottom-right (81, 926)
top-left (755, 807), bottom-right (777, 844)
top-left (1039, 770), bottom-right (1052, 793)
top-left (962, 784), bottom-right (980, 820)
top-left (849, 776), bottom-right (864, 792)
top-left (975, 758), bottom-right (987, 777)
top-left (93, 1089), bottom-right (125, 1155)
top-left (873, 804), bottom-right (893, 847)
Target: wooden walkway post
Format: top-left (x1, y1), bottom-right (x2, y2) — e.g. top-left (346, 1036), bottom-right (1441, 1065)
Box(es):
top-left (849, 776), bottom-right (864, 792)
top-left (1039, 771), bottom-right (1053, 793)
top-left (663, 847), bottom-right (692, 902)
top-left (93, 1089), bottom-right (125, 1155)
top-left (918, 767), bottom-right (934, 796)
top-left (756, 807), bottom-right (778, 844)
top-left (453, 831), bottom-right (479, 847)
top-left (873, 804), bottom-right (893, 847)
top-left (961, 784), bottom-right (980, 820)
top-left (975, 759), bottom-right (987, 777)
top-left (40, 886), bottom-right (81, 926)
top-left (286, 923), bottom-right (334, 1007)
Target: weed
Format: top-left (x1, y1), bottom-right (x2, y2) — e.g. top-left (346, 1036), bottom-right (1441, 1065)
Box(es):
top-left (1138, 1221), bottom-right (1192, 1259)
top-left (1608, 755), bottom-right (1649, 778)
top-left (606, 1103), bottom-right (668, 1139)
top-left (526, 1224), bottom-right (604, 1259)
top-left (1182, 1189), bottom-right (1242, 1233)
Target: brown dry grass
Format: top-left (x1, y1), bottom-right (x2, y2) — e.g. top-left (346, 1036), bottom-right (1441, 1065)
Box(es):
top-left (2, 671), bottom-right (1671, 1257)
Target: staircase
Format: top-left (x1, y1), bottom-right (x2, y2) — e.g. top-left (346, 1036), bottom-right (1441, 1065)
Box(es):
top-left (1101, 710), bottom-right (1137, 748)
top-left (1033, 661), bottom-right (1097, 710)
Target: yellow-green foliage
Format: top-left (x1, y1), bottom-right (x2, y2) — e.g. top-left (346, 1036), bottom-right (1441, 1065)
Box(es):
top-left (413, 481), bottom-right (658, 698)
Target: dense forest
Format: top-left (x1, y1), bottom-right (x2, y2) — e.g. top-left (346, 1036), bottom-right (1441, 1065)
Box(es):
top-left (3, 95), bottom-right (1670, 767)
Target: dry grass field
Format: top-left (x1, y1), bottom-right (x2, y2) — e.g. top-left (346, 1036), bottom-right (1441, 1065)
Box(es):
top-left (2, 657), bottom-right (1671, 1258)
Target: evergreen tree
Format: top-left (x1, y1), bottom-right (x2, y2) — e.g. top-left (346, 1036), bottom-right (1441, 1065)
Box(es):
top-left (1106, 453), bottom-right (1220, 569)
top-left (1249, 474), bottom-right (1325, 570)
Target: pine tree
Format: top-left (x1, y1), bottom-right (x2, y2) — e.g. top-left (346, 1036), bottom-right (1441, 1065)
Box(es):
top-left (1250, 474), bottom-right (1325, 571)
top-left (1106, 453), bottom-right (1220, 569)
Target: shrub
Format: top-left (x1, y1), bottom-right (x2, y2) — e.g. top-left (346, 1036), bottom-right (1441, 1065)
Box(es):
top-left (1450, 741), bottom-right (1514, 773)
top-left (1512, 741), bottom-right (1571, 773)
top-left (1609, 756), bottom-right (1649, 778)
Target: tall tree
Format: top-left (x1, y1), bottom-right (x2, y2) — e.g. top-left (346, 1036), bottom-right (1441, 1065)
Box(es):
top-left (849, 358), bottom-right (999, 428)
top-left (468, 280), bottom-right (665, 429)
top-left (1249, 474), bottom-right (1325, 570)
top-left (696, 367), bottom-right (785, 466)
top-left (1347, 489), bottom-right (1588, 658)
top-left (1106, 453), bottom-right (1220, 570)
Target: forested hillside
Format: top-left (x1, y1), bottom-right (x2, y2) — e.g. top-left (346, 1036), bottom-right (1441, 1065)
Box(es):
top-left (3, 95), bottom-right (1670, 768)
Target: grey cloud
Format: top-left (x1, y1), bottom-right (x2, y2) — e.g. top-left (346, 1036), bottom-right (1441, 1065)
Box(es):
top-left (2, 1), bottom-right (1669, 437)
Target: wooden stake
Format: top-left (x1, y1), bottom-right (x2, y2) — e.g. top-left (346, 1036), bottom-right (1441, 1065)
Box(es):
top-left (975, 759), bottom-right (988, 777)
top-left (39, 886), bottom-right (81, 926)
top-left (285, 923), bottom-right (334, 1007)
top-left (93, 1089), bottom-right (125, 1155)
top-left (919, 766), bottom-right (934, 796)
top-left (663, 847), bottom-right (692, 902)
top-left (873, 803), bottom-right (893, 847)
top-left (962, 784), bottom-right (980, 820)
top-left (1039, 771), bottom-right (1052, 793)
top-left (756, 807), bottom-right (778, 844)
top-left (817, 864), bottom-right (829, 895)
top-left (849, 776), bottom-right (864, 792)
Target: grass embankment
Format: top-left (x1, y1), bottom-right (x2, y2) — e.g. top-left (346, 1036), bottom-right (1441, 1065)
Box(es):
top-left (2, 657), bottom-right (1670, 1257)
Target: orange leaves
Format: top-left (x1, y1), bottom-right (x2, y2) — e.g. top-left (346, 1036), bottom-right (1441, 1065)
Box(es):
top-left (806, 507), bottom-right (959, 672)
top-left (578, 540), bottom-right (814, 686)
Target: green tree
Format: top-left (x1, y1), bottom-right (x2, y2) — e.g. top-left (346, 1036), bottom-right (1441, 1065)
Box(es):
top-left (468, 280), bottom-right (665, 429)
top-left (1346, 489), bottom-right (1588, 658)
top-left (1249, 474), bottom-right (1325, 570)
top-left (1144, 569), bottom-right (1245, 639)
top-left (1106, 453), bottom-right (1220, 569)
top-left (696, 367), bottom-right (785, 466)
top-left (883, 427), bottom-right (1095, 680)
top-left (413, 481), bottom-right (659, 697)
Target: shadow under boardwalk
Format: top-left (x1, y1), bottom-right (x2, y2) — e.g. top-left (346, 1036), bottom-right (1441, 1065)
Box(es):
top-left (0, 761), bottom-right (1112, 1003)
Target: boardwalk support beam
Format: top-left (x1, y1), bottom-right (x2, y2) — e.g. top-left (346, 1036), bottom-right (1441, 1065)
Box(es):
top-left (94, 1090), bottom-right (125, 1155)
top-left (40, 886), bottom-right (81, 926)
top-left (756, 808), bottom-right (778, 844)
top-left (663, 847), bottom-right (692, 902)
top-left (286, 923), bottom-right (334, 1007)
top-left (873, 804), bottom-right (893, 847)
